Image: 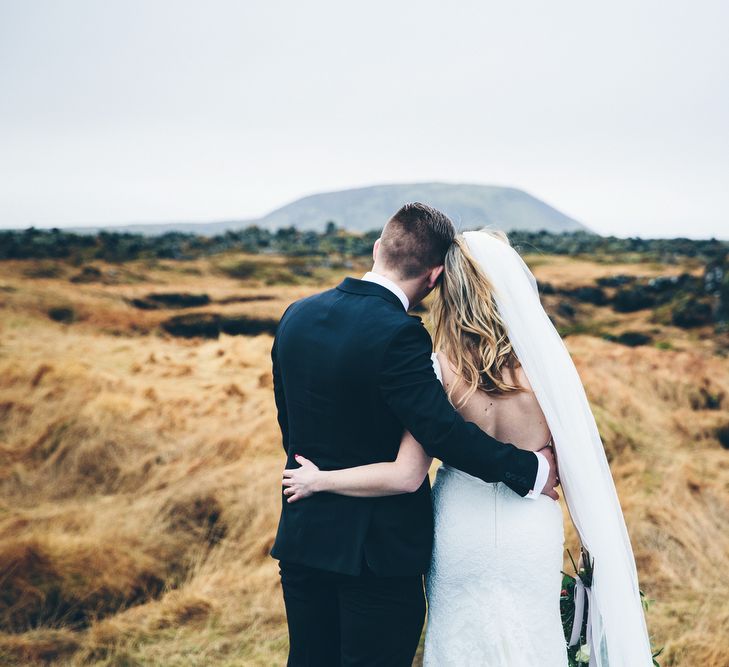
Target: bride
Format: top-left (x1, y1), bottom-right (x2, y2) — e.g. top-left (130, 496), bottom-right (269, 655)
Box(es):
top-left (282, 230), bottom-right (653, 666)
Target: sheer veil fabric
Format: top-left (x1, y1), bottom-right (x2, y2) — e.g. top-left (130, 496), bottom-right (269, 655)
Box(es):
top-left (462, 230), bottom-right (653, 666)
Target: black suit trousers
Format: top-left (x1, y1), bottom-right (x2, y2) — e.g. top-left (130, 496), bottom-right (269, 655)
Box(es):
top-left (279, 559), bottom-right (426, 667)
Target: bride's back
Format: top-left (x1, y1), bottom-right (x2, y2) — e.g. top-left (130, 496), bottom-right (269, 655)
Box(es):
top-left (431, 233), bottom-right (551, 453)
top-left (436, 351), bottom-right (551, 453)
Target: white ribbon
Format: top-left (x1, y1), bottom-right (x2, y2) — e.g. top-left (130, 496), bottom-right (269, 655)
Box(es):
top-left (586, 586), bottom-right (597, 667)
top-left (569, 576), bottom-right (586, 647)
top-left (569, 575), bottom-right (598, 667)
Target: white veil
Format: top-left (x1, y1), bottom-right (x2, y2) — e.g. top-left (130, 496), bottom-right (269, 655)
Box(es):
top-left (462, 230), bottom-right (653, 666)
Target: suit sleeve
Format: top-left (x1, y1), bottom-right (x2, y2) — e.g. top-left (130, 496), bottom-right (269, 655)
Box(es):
top-left (271, 327), bottom-right (289, 455)
top-left (378, 317), bottom-right (538, 496)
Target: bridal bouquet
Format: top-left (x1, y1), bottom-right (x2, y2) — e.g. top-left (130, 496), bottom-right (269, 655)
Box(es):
top-left (559, 548), bottom-right (663, 666)
top-left (560, 547), bottom-right (594, 665)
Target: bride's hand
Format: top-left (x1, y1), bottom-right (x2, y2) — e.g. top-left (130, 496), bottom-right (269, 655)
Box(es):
top-left (282, 454), bottom-right (322, 503)
top-left (538, 444), bottom-right (560, 500)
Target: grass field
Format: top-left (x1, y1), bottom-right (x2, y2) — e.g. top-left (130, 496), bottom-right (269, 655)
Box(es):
top-left (1, 251), bottom-right (728, 666)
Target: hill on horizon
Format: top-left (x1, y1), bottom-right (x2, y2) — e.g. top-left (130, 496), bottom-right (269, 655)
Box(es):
top-left (55, 183), bottom-right (591, 237)
top-left (254, 183), bottom-right (589, 234)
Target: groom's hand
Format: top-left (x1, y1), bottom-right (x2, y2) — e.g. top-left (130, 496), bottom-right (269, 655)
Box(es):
top-left (538, 445), bottom-right (560, 500)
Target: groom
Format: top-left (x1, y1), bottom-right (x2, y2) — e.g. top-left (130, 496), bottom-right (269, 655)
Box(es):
top-left (270, 203), bottom-right (558, 666)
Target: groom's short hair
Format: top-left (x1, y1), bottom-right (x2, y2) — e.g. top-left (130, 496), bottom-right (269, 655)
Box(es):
top-left (379, 202), bottom-right (455, 279)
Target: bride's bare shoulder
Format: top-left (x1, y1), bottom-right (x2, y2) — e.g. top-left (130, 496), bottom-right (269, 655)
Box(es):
top-left (509, 363), bottom-right (534, 393)
top-left (434, 351), bottom-right (460, 392)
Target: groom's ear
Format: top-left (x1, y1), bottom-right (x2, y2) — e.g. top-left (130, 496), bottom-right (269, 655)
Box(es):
top-left (426, 265), bottom-right (445, 289)
top-left (372, 237), bottom-right (381, 263)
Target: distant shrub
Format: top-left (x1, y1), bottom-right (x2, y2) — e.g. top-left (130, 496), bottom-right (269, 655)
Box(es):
top-left (557, 301), bottom-right (576, 318)
top-left (648, 273), bottom-right (696, 293)
top-left (221, 259), bottom-right (259, 279)
top-left (704, 256), bottom-right (729, 327)
top-left (215, 294), bottom-right (276, 305)
top-left (671, 299), bottom-right (713, 328)
top-left (563, 286), bottom-right (608, 305)
top-left (689, 383), bottom-right (724, 410)
top-left (596, 275), bottom-right (636, 288)
top-left (716, 424), bottom-right (729, 449)
top-left (538, 281), bottom-right (556, 295)
top-left (131, 292), bottom-right (211, 310)
top-left (161, 313), bottom-right (221, 339)
top-left (69, 266), bottom-right (103, 283)
top-left (613, 287), bottom-right (657, 312)
top-left (602, 331), bottom-right (651, 346)
top-left (47, 306), bottom-right (76, 323)
top-left (161, 313), bottom-right (279, 338)
top-left (616, 331), bottom-right (653, 347)
top-left (220, 315), bottom-right (279, 337)
top-left (130, 298), bottom-right (159, 310)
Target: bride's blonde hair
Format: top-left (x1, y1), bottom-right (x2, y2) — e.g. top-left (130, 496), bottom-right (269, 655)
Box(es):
top-left (430, 230), bottom-right (524, 408)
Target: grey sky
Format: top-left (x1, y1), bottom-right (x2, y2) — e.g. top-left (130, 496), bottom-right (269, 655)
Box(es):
top-left (1, 0), bottom-right (727, 238)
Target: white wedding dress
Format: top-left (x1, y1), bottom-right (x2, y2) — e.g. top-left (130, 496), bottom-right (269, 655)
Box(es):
top-left (422, 231), bottom-right (653, 666)
top-left (423, 354), bottom-right (568, 667)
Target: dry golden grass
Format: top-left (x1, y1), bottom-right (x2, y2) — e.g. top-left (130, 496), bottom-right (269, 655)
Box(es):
top-left (0, 254), bottom-right (728, 666)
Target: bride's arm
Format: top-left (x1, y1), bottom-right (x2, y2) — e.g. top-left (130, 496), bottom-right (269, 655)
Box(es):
top-left (281, 431), bottom-right (433, 502)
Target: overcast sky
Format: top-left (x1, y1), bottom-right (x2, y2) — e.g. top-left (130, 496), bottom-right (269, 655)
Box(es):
top-left (1, 0), bottom-right (727, 238)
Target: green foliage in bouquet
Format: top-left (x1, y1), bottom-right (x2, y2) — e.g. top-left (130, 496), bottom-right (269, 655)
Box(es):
top-left (560, 548), bottom-right (663, 666)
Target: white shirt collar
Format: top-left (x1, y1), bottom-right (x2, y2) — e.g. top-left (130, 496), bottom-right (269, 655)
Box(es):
top-left (361, 271), bottom-right (410, 311)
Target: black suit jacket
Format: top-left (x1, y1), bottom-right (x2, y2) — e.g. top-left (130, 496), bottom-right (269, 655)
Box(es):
top-left (270, 277), bottom-right (538, 576)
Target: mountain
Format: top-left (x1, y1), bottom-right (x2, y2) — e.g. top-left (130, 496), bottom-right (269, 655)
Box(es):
top-left (256, 183), bottom-right (590, 234)
top-left (56, 182), bottom-right (590, 236)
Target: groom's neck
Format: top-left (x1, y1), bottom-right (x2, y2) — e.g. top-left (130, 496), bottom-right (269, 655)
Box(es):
top-left (369, 264), bottom-right (421, 308)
